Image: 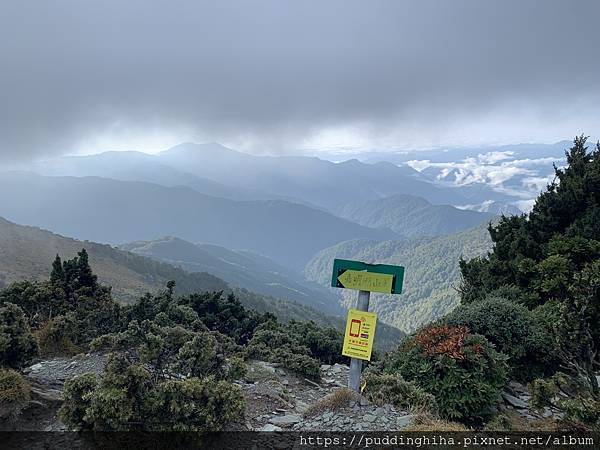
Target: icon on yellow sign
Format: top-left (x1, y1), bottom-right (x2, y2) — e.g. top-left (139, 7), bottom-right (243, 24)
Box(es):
top-left (342, 309), bottom-right (377, 361)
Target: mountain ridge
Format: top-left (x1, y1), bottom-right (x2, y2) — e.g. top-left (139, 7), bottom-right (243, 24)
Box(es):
top-left (0, 171), bottom-right (398, 269)
top-left (334, 194), bottom-right (495, 237)
top-left (120, 236), bottom-right (343, 315)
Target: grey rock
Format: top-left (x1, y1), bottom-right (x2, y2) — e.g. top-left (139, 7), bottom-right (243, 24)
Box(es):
top-left (270, 414), bottom-right (302, 426)
top-left (259, 424), bottom-right (283, 432)
top-left (508, 380), bottom-right (527, 394)
top-left (30, 386), bottom-right (62, 402)
top-left (396, 414), bottom-right (415, 429)
top-left (295, 401), bottom-right (309, 413)
top-left (502, 392), bottom-right (528, 409)
top-left (363, 414), bottom-right (376, 423)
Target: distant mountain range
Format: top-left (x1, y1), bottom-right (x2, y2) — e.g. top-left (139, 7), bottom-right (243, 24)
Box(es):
top-left (154, 143), bottom-right (468, 208)
top-left (25, 150), bottom-right (305, 204)
top-left (18, 141), bottom-right (572, 215)
top-left (22, 143), bottom-right (475, 210)
top-left (304, 223), bottom-right (493, 333)
top-left (0, 171), bottom-right (396, 269)
top-left (334, 194), bottom-right (494, 237)
top-left (121, 236), bottom-right (343, 315)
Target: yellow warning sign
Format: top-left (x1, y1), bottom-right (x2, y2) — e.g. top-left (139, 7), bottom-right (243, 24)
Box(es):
top-left (342, 309), bottom-right (377, 361)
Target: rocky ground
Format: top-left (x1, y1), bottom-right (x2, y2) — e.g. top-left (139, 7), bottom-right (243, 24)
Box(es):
top-left (236, 361), bottom-right (415, 431)
top-left (498, 380), bottom-right (564, 421)
top-left (2, 353), bottom-right (574, 432)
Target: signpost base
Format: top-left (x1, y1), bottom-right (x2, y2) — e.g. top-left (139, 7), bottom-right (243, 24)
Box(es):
top-left (348, 290), bottom-right (370, 392)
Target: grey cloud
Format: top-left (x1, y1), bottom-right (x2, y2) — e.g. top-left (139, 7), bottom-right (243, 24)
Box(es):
top-left (1, 0), bottom-right (599, 160)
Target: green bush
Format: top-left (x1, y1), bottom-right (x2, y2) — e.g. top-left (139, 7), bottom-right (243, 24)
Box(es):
top-left (445, 296), bottom-right (557, 380)
top-left (273, 348), bottom-right (321, 380)
top-left (0, 303), bottom-right (38, 369)
top-left (59, 373), bottom-right (99, 430)
top-left (531, 373), bottom-right (600, 430)
top-left (560, 397), bottom-right (600, 430)
top-left (60, 354), bottom-right (245, 432)
top-left (285, 321), bottom-right (345, 365)
top-left (0, 369), bottom-right (31, 420)
top-left (147, 376), bottom-right (245, 431)
top-left (245, 320), bottom-right (345, 379)
top-left (363, 371), bottom-right (436, 413)
top-left (224, 356), bottom-right (247, 381)
top-left (382, 325), bottom-right (508, 420)
top-left (174, 333), bottom-right (227, 379)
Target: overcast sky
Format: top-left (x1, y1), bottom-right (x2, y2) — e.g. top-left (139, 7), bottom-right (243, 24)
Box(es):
top-left (1, 0), bottom-right (599, 161)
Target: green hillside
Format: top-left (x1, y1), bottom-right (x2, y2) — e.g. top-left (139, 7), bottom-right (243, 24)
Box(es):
top-left (0, 217), bottom-right (403, 350)
top-left (334, 194), bottom-right (494, 237)
top-left (120, 236), bottom-right (343, 315)
top-left (0, 216), bottom-right (226, 302)
top-left (304, 223), bottom-right (492, 333)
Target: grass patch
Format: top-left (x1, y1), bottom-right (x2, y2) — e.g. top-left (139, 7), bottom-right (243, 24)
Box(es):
top-left (404, 413), bottom-right (470, 432)
top-left (304, 388), bottom-right (361, 418)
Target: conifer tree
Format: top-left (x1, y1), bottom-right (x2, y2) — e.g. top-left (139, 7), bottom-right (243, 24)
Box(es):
top-left (50, 254), bottom-right (64, 285)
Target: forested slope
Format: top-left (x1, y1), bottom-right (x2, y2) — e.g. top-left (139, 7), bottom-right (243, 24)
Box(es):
top-left (305, 224), bottom-right (492, 333)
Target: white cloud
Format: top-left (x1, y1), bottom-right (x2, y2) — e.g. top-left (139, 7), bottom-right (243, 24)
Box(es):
top-left (477, 151), bottom-right (514, 164)
top-left (405, 152), bottom-right (564, 204)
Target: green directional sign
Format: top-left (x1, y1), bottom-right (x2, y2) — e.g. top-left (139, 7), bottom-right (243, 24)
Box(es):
top-left (337, 270), bottom-right (394, 294)
top-left (332, 258), bottom-right (405, 295)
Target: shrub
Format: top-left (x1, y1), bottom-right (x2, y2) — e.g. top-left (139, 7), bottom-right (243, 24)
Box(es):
top-left (59, 373), bottom-right (99, 430)
top-left (60, 354), bottom-right (245, 432)
top-left (445, 296), bottom-right (557, 380)
top-left (245, 323), bottom-right (323, 379)
top-left (224, 357), bottom-right (247, 381)
top-left (173, 333), bottom-right (225, 378)
top-left (363, 372), bottom-right (436, 414)
top-left (560, 397), bottom-right (600, 430)
top-left (35, 314), bottom-right (79, 357)
top-left (285, 321), bottom-right (345, 365)
top-left (271, 348), bottom-right (321, 380)
top-left (0, 303), bottom-right (38, 369)
top-left (531, 373), bottom-right (600, 430)
top-left (147, 376), bottom-right (245, 431)
top-left (383, 325), bottom-right (508, 420)
top-left (0, 369), bottom-right (31, 420)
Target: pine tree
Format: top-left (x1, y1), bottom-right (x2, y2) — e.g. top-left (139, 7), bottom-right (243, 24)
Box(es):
top-left (460, 136), bottom-right (600, 303)
top-left (50, 254), bottom-right (64, 285)
top-left (76, 249), bottom-right (97, 289)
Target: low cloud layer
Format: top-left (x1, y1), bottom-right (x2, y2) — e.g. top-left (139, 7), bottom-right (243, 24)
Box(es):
top-left (408, 152), bottom-right (564, 201)
top-left (1, 0), bottom-right (599, 161)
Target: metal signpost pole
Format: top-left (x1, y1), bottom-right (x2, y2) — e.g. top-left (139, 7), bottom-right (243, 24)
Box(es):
top-left (348, 290), bottom-right (370, 392)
